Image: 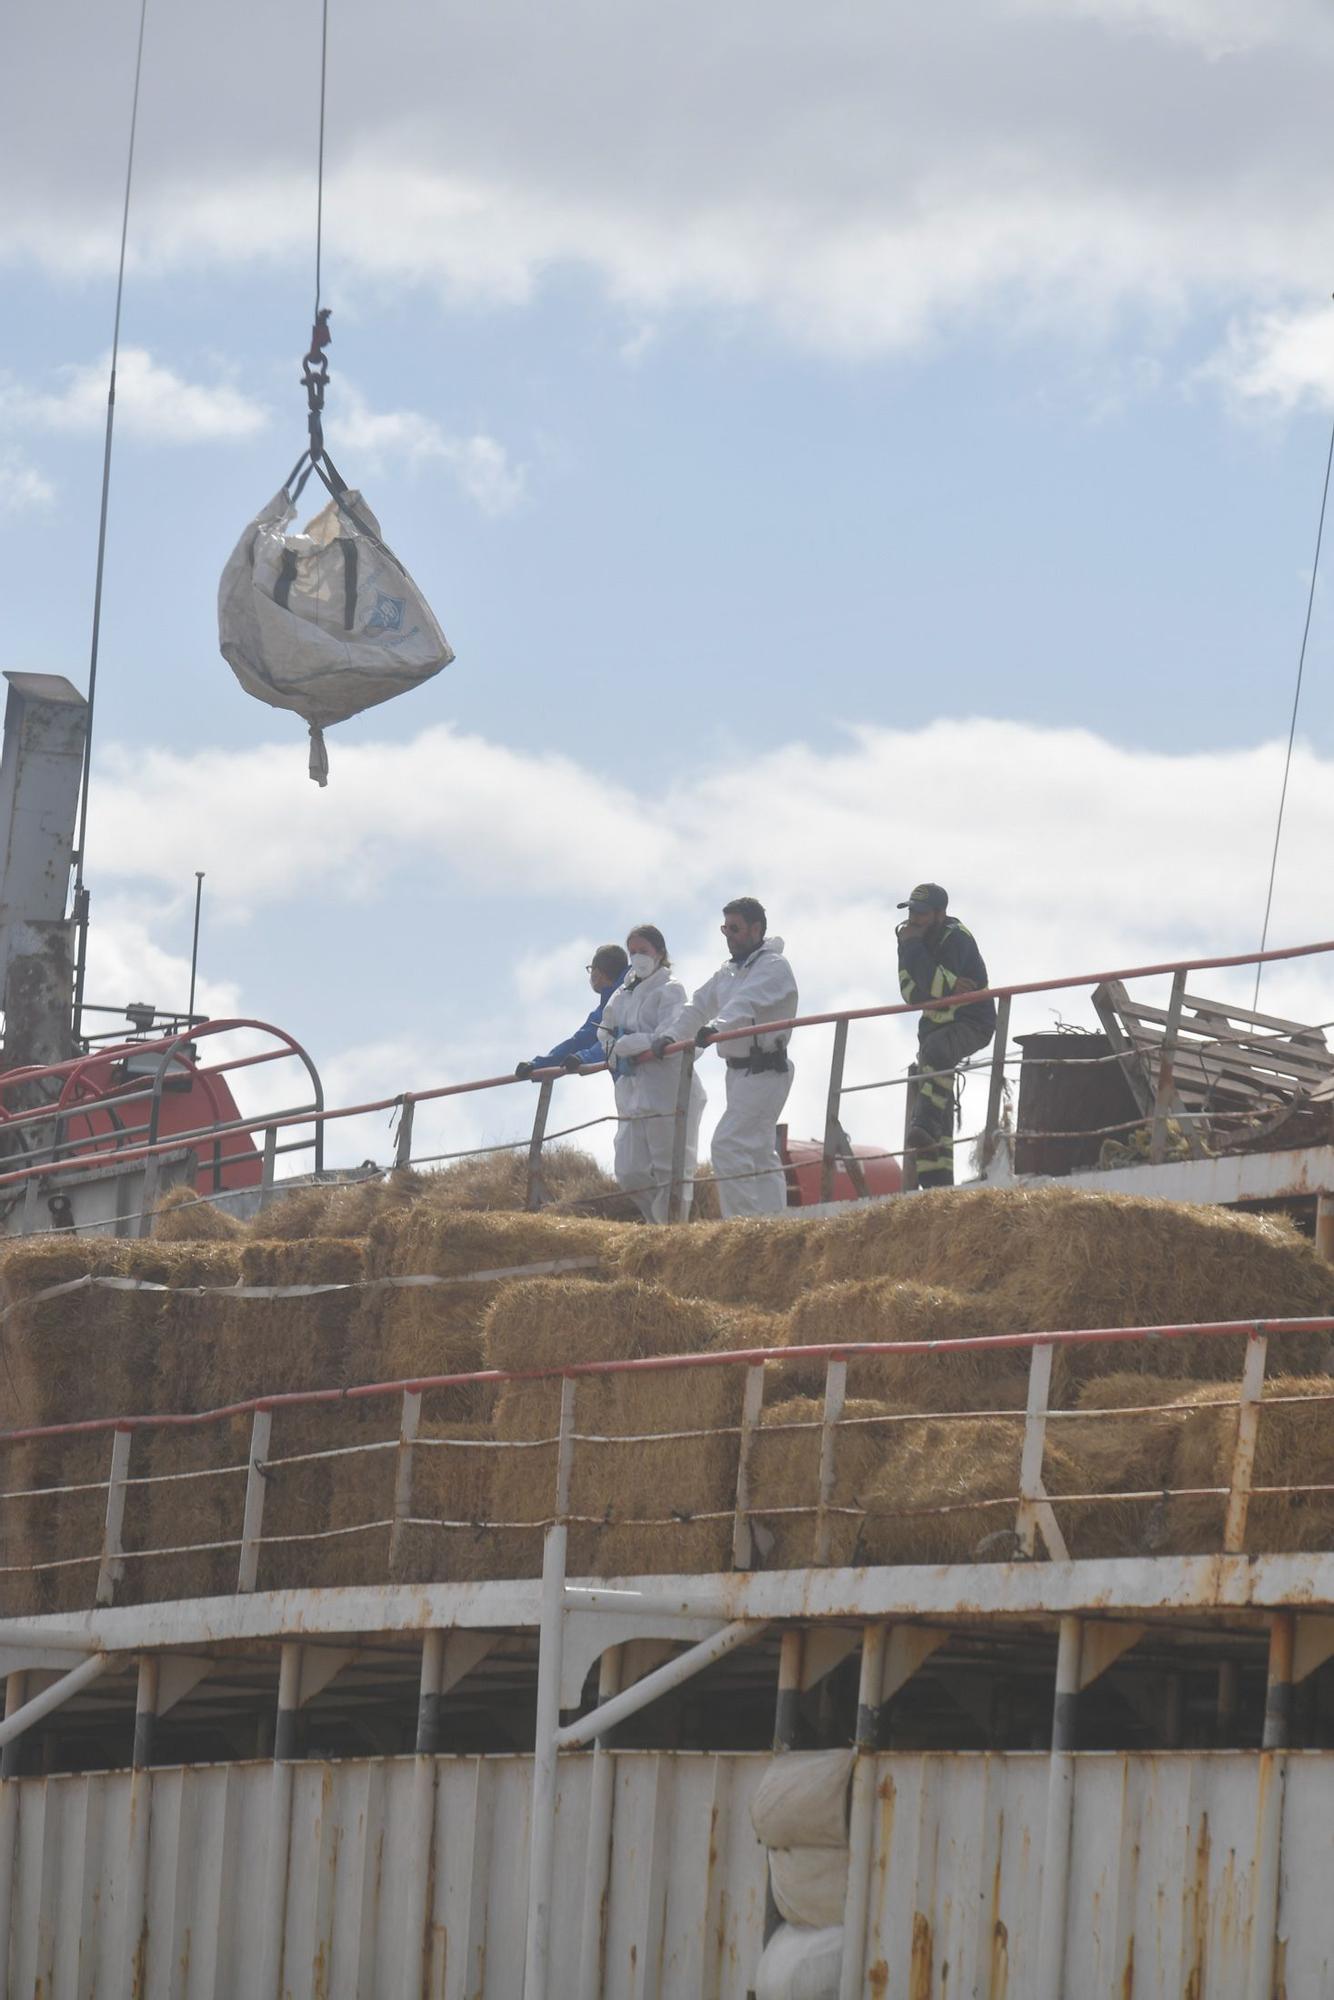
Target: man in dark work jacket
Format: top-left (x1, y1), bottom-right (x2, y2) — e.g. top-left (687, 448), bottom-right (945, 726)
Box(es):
top-left (896, 883), bottom-right (995, 1189)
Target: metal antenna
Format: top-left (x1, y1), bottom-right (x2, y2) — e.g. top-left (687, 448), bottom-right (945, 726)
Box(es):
top-left (187, 872), bottom-right (205, 1024)
top-left (70, 0), bottom-right (151, 1047)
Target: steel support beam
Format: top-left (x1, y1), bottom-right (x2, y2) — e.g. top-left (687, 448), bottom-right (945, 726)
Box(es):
top-left (555, 1621), bottom-right (767, 1751)
top-left (1035, 1614), bottom-right (1082, 2000)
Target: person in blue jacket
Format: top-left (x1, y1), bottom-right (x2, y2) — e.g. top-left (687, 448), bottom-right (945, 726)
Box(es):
top-left (515, 944), bottom-right (629, 1078)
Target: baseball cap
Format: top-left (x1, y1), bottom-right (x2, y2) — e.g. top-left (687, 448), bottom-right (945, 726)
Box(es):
top-left (897, 882), bottom-right (948, 912)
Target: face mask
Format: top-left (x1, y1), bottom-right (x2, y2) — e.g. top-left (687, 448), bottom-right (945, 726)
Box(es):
top-left (628, 952), bottom-right (658, 979)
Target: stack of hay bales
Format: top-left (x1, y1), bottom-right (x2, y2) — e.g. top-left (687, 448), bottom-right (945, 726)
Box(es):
top-left (484, 1277), bottom-right (746, 1578)
top-left (1, 1170), bottom-right (1332, 1608)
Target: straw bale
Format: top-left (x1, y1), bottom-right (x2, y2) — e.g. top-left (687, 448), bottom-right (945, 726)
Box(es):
top-left (858, 1414), bottom-right (1065, 1567)
top-left (1166, 1374), bottom-right (1334, 1556)
top-left (748, 1396), bottom-right (902, 1567)
top-left (391, 1420), bottom-right (499, 1583)
top-left (778, 1279), bottom-right (1028, 1409)
top-left (152, 1185), bottom-right (243, 1242)
top-left (406, 1144), bottom-right (642, 1221)
top-left (123, 1415), bottom-right (253, 1604)
top-left (246, 1171), bottom-right (424, 1243)
top-left (487, 1278), bottom-right (744, 1577)
top-left (611, 1217), bottom-right (832, 1312)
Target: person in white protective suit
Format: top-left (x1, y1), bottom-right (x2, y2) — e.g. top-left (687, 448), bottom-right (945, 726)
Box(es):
top-left (597, 926), bottom-right (707, 1223)
top-left (652, 898), bottom-right (798, 1219)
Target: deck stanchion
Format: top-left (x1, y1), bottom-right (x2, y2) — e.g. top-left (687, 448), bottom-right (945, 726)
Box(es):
top-left (260, 1123), bottom-right (278, 1209)
top-left (524, 1375), bottom-right (576, 2000)
top-left (732, 1364), bottom-right (766, 1570)
top-left (821, 1019), bottom-right (850, 1204)
top-left (1016, 1342), bottom-right (1067, 1561)
top-left (0, 1672), bottom-right (23, 1985)
top-left (1216, 1659), bottom-right (1239, 1744)
top-left (1249, 1612), bottom-right (1295, 2000)
top-left (237, 1408), bottom-right (272, 1593)
top-left (1149, 966), bottom-right (1187, 1164)
top-left (838, 1621), bottom-right (889, 2000)
top-left (667, 1044), bottom-right (696, 1224)
top-left (394, 1094), bottom-right (416, 1172)
top-left (389, 1389), bottom-right (422, 1575)
top-left (774, 1629), bottom-right (804, 1752)
top-left (1223, 1330), bottom-right (1268, 1554)
top-left (577, 1644), bottom-right (624, 1999)
top-left (96, 1427), bottom-right (131, 1607)
top-left (132, 1654), bottom-right (158, 1770)
top-left (526, 1079), bottom-right (554, 1212)
top-left (416, 1629), bottom-right (446, 1755)
top-left (902, 1071), bottom-right (920, 1193)
top-left (0, 1673), bottom-right (26, 1782)
top-left (136, 1152), bottom-right (160, 1239)
top-left (258, 1643), bottom-right (302, 2000)
top-left (981, 992), bottom-right (1012, 1174)
top-left (122, 1658), bottom-right (159, 1995)
top-left (1035, 1614), bottom-right (1083, 2000)
top-left (813, 1357), bottom-right (847, 1566)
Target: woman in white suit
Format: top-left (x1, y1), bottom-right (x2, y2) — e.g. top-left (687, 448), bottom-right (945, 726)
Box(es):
top-left (597, 925), bottom-right (707, 1223)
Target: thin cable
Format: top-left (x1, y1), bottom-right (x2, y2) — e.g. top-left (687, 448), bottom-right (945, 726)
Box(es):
top-left (314, 0), bottom-right (329, 316)
top-left (70, 0), bottom-right (150, 1045)
top-left (1254, 400), bottom-right (1334, 1008)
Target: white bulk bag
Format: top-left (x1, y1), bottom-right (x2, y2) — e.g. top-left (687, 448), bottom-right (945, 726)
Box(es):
top-left (770, 1846), bottom-right (850, 1930)
top-left (218, 483), bottom-right (453, 785)
top-left (755, 1924), bottom-right (844, 2000)
top-left (750, 1749), bottom-right (854, 1850)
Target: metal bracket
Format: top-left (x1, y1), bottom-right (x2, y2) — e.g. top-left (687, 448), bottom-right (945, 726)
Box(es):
top-left (1294, 1614), bottom-right (1334, 1686)
top-left (883, 1626), bottom-right (950, 1702)
top-left (800, 1626), bottom-right (860, 1693)
top-left (1078, 1622), bottom-right (1146, 1691)
top-left (297, 1646), bottom-right (358, 1707)
top-left (560, 1612), bottom-right (720, 1710)
top-left (156, 1654), bottom-right (213, 1716)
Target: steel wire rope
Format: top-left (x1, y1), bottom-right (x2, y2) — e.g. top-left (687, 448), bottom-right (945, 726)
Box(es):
top-left (314, 0), bottom-right (330, 321)
top-left (1254, 395), bottom-right (1334, 1007)
top-left (70, 0), bottom-right (151, 1043)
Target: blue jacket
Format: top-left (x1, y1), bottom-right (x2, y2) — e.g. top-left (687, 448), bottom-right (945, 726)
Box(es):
top-left (529, 975), bottom-right (624, 1070)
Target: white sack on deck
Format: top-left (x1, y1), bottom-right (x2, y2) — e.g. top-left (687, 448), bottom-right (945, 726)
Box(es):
top-left (218, 486), bottom-right (453, 785)
top-left (769, 1846), bottom-right (850, 1930)
top-left (750, 1749), bottom-right (854, 1851)
top-left (755, 1924), bottom-right (843, 2000)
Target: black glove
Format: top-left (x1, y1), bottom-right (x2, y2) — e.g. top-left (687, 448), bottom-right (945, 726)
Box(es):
top-left (650, 1035), bottom-right (673, 1059)
top-left (514, 1061), bottom-right (535, 1079)
top-left (695, 1024), bottom-right (719, 1048)
top-left (560, 1053), bottom-right (585, 1073)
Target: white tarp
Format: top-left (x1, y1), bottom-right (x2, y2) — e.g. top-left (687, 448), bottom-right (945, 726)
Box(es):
top-left (218, 484), bottom-right (453, 785)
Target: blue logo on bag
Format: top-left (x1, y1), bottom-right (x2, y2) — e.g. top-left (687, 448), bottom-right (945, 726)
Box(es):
top-left (366, 592), bottom-right (405, 633)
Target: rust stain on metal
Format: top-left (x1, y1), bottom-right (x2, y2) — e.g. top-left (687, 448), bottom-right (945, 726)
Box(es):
top-left (1183, 1811), bottom-right (1210, 2000)
top-left (1120, 1936), bottom-right (1134, 1999)
top-left (867, 1959), bottom-right (889, 1996)
top-left (1274, 1934), bottom-right (1287, 1999)
top-left (313, 1936), bottom-right (329, 2000)
top-left (909, 1911), bottom-right (933, 2000)
top-left (989, 1919), bottom-right (1008, 1999)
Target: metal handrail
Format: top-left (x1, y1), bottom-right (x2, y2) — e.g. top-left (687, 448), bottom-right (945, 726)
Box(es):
top-left (0, 936), bottom-right (1330, 1215)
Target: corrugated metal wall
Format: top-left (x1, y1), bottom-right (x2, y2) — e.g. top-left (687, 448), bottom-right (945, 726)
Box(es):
top-left (4, 1748), bottom-right (1333, 1998)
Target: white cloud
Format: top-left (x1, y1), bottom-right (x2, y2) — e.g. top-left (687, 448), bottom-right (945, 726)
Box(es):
top-left (83, 712), bottom-right (1334, 1170)
top-left (328, 386), bottom-right (527, 517)
top-left (7, 3), bottom-right (1334, 366)
top-left (1203, 305), bottom-right (1334, 414)
top-left (0, 447), bottom-right (54, 513)
top-left (0, 348), bottom-right (268, 445)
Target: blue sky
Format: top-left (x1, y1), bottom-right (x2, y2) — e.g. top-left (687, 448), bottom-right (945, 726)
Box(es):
top-left (5, 0), bottom-right (1334, 1167)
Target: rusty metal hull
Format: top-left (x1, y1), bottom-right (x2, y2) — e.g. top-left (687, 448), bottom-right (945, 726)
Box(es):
top-left (3, 1746), bottom-right (1332, 1998)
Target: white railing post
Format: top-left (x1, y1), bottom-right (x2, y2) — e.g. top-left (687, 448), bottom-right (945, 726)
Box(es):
top-left (813, 1357), bottom-right (847, 1565)
top-left (524, 1375), bottom-right (576, 2000)
top-left (839, 1620), bottom-right (889, 2000)
top-left (526, 1079), bottom-right (555, 1212)
top-left (981, 992), bottom-right (1012, 1173)
top-left (96, 1427), bottom-right (132, 1607)
top-left (667, 1044), bottom-right (697, 1224)
top-left (237, 1408), bottom-right (272, 1593)
top-left (394, 1093), bottom-right (416, 1171)
top-left (732, 1363), bottom-right (766, 1570)
top-left (1223, 1329), bottom-right (1268, 1554)
top-left (1149, 966), bottom-right (1187, 1164)
top-left (1017, 1344), bottom-right (1068, 1562)
top-left (577, 1644), bottom-right (624, 1999)
top-left (389, 1388), bottom-right (422, 1575)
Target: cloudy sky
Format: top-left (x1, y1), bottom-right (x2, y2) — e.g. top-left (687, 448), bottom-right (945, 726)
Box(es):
top-left (4, 0), bottom-right (1334, 1172)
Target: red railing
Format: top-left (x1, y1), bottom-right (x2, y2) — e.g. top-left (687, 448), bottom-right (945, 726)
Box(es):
top-left (1, 935), bottom-right (1331, 1231)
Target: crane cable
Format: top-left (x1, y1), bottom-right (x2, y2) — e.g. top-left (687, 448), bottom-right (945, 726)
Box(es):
top-left (70, 0), bottom-right (151, 1046)
top-left (1254, 397), bottom-right (1334, 1008)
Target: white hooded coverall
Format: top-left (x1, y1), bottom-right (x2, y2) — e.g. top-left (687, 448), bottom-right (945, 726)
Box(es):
top-left (667, 936), bottom-right (798, 1219)
top-left (597, 966), bottom-right (706, 1223)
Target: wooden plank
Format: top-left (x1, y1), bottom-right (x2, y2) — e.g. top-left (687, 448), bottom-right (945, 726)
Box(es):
top-left (1182, 992), bottom-right (1332, 1037)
